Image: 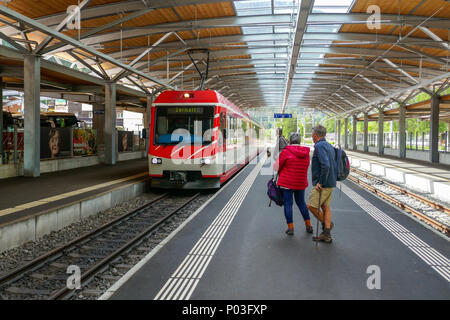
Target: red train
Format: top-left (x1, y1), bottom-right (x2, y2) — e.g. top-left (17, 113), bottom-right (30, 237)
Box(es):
top-left (148, 90), bottom-right (264, 189)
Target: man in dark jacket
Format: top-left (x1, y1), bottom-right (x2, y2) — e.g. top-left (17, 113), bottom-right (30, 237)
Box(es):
top-left (307, 125), bottom-right (337, 243)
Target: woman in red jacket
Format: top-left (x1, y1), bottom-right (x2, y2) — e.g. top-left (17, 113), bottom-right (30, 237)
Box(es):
top-left (273, 133), bottom-right (312, 236)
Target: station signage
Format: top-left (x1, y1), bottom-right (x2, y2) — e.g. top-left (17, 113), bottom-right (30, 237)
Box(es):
top-left (168, 107), bottom-right (203, 114)
top-left (274, 113), bottom-right (293, 118)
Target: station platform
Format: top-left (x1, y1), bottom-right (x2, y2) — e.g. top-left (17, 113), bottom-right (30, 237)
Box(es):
top-left (0, 158), bottom-right (149, 252)
top-left (104, 154), bottom-right (450, 300)
top-left (345, 150), bottom-right (450, 202)
top-left (0, 158), bottom-right (148, 225)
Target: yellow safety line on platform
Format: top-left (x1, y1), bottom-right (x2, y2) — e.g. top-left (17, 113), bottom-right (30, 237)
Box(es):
top-left (347, 152), bottom-right (450, 182)
top-left (0, 172), bottom-right (148, 217)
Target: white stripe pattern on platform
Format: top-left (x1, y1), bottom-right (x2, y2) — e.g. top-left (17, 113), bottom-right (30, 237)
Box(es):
top-left (154, 156), bottom-right (266, 300)
top-left (340, 182), bottom-right (450, 282)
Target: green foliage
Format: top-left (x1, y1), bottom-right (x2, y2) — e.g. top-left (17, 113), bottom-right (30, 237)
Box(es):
top-left (242, 120), bottom-right (247, 133)
top-left (276, 117), bottom-right (298, 140)
top-left (324, 118), bottom-right (335, 134)
top-left (440, 87), bottom-right (450, 96)
top-left (407, 92), bottom-right (431, 105)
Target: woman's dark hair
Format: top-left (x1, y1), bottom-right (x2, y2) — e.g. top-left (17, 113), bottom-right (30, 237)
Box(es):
top-left (289, 133), bottom-right (301, 145)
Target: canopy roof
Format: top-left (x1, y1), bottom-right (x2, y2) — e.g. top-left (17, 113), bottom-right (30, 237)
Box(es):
top-left (0, 0), bottom-right (449, 116)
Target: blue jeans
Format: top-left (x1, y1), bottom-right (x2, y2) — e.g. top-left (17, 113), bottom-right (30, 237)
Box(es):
top-left (282, 189), bottom-right (310, 225)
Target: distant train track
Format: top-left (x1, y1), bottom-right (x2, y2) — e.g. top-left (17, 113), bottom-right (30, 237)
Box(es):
top-left (0, 193), bottom-right (201, 300)
top-left (348, 168), bottom-right (450, 236)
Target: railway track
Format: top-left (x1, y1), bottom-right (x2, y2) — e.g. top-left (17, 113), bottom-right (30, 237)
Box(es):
top-left (0, 193), bottom-right (201, 300)
top-left (348, 168), bottom-right (450, 236)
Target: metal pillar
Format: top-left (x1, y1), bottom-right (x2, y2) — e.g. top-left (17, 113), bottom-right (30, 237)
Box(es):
top-left (144, 94), bottom-right (153, 156)
top-left (104, 82), bottom-right (117, 165)
top-left (24, 55), bottom-right (41, 177)
top-left (399, 104), bottom-right (406, 158)
top-left (337, 119), bottom-right (341, 146)
top-left (430, 94), bottom-right (440, 163)
top-left (447, 122), bottom-right (450, 152)
top-left (92, 103), bottom-right (105, 146)
top-left (352, 115), bottom-right (357, 150)
top-left (363, 112), bottom-right (369, 153)
top-left (344, 117), bottom-right (348, 149)
top-left (0, 76), bottom-right (3, 163)
top-left (334, 119), bottom-right (337, 143)
top-left (378, 109), bottom-right (384, 155)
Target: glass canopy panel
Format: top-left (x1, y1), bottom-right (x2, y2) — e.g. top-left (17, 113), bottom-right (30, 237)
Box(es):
top-left (234, 0), bottom-right (272, 16)
top-left (288, 0), bottom-right (355, 108)
top-left (241, 26), bottom-right (274, 34)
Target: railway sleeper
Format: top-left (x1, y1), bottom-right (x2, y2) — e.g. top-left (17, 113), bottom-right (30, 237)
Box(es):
top-left (5, 286), bottom-right (53, 296)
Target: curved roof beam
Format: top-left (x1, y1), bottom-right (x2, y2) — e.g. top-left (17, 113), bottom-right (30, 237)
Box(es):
top-left (42, 13), bottom-right (450, 54)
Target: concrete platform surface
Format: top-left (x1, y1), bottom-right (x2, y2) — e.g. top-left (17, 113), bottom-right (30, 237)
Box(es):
top-left (107, 156), bottom-right (450, 300)
top-left (0, 158), bottom-right (148, 225)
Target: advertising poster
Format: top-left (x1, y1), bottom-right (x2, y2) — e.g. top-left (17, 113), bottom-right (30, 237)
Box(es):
top-left (40, 127), bottom-right (72, 159)
top-left (118, 131), bottom-right (134, 152)
top-left (73, 129), bottom-right (97, 156)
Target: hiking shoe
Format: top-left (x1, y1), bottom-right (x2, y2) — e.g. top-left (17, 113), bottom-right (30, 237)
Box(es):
top-left (285, 228), bottom-right (294, 236)
top-left (322, 222), bottom-right (334, 231)
top-left (306, 226), bottom-right (314, 234)
top-left (313, 229), bottom-right (332, 243)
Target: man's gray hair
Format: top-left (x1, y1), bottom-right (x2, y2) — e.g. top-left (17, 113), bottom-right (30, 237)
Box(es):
top-left (312, 125), bottom-right (327, 138)
top-left (289, 133), bottom-right (301, 145)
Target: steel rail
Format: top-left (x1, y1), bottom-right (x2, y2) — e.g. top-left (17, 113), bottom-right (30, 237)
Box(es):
top-left (351, 167), bottom-right (450, 215)
top-left (0, 193), bottom-right (169, 288)
top-left (49, 193), bottom-right (201, 300)
top-left (348, 169), bottom-right (450, 236)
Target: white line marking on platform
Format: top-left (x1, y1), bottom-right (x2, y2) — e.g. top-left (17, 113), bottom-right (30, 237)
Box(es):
top-left (154, 155), bottom-right (266, 300)
top-left (98, 154), bottom-right (264, 300)
top-left (340, 182), bottom-right (450, 282)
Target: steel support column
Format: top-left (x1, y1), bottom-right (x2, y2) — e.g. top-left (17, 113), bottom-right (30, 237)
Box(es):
top-left (399, 104), bottom-right (406, 158)
top-left (104, 82), bottom-right (117, 165)
top-left (344, 117), bottom-right (348, 149)
top-left (430, 94), bottom-right (440, 163)
top-left (352, 115), bottom-right (357, 150)
top-left (334, 120), bottom-right (338, 144)
top-left (144, 94), bottom-right (153, 157)
top-left (92, 103), bottom-right (105, 147)
top-left (378, 109), bottom-right (384, 155)
top-left (24, 55), bottom-right (41, 177)
top-left (363, 112), bottom-right (369, 153)
top-left (0, 76), bottom-right (3, 163)
top-left (337, 119), bottom-right (341, 146)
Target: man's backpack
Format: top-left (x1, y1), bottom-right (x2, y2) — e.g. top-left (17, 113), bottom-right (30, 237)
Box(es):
top-left (335, 147), bottom-right (350, 181)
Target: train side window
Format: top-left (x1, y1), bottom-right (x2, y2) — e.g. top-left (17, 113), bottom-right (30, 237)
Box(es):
top-left (219, 112), bottom-right (226, 146)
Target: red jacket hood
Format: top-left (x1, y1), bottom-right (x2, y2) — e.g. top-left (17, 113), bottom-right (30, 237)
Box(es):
top-left (283, 145), bottom-right (310, 159)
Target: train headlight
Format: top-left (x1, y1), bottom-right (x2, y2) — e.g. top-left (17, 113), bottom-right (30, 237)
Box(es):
top-left (200, 158), bottom-right (211, 165)
top-left (151, 158), bottom-right (162, 164)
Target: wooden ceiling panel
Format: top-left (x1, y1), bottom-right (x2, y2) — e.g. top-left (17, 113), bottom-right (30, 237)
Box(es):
top-left (174, 2), bottom-right (235, 21)
top-left (4, 0), bottom-right (124, 19)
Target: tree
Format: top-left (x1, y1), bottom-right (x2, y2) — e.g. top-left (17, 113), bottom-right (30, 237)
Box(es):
top-left (276, 117), bottom-right (298, 140)
top-left (324, 118), bottom-right (335, 134)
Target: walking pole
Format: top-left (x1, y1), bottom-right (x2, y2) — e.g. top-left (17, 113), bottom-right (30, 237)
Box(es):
top-left (315, 188), bottom-right (322, 249)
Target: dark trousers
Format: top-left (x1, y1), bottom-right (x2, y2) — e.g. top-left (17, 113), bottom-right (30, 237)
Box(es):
top-left (282, 189), bottom-right (310, 225)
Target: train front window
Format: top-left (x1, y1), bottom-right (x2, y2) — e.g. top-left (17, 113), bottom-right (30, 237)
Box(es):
top-left (154, 106), bottom-right (214, 145)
